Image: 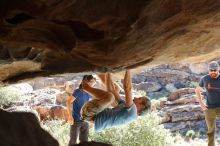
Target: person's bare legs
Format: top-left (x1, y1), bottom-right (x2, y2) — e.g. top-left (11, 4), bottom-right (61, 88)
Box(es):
top-left (106, 73), bottom-right (121, 102)
top-left (97, 73), bottom-right (119, 107)
top-left (99, 70), bottom-right (133, 107)
top-left (123, 70), bottom-right (133, 108)
top-left (97, 74), bottom-right (107, 90)
top-left (82, 81), bottom-right (114, 108)
top-left (98, 74), bottom-right (106, 85)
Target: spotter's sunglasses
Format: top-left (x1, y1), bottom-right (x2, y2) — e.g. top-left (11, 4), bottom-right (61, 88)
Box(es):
top-left (210, 69), bottom-right (217, 72)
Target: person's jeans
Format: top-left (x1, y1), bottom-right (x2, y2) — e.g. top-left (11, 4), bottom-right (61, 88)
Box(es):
top-left (205, 108), bottom-right (220, 146)
top-left (68, 120), bottom-right (89, 146)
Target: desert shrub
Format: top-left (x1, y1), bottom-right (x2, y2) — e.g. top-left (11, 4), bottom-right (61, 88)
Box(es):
top-left (158, 97), bottom-right (167, 102)
top-left (179, 130), bottom-right (187, 137)
top-left (41, 120), bottom-right (70, 146)
top-left (0, 87), bottom-right (22, 107)
top-left (151, 99), bottom-right (161, 109)
top-left (186, 130), bottom-right (196, 139)
top-left (136, 90), bottom-right (146, 97)
top-left (89, 113), bottom-right (174, 146)
top-left (189, 82), bottom-right (199, 88)
top-left (150, 97), bottom-right (167, 110)
top-left (217, 137), bottom-right (220, 145)
top-left (198, 128), bottom-right (206, 137)
top-left (173, 134), bottom-right (184, 143)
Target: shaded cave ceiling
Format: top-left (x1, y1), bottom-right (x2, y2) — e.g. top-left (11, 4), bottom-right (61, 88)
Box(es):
top-left (1, 0), bottom-right (220, 84)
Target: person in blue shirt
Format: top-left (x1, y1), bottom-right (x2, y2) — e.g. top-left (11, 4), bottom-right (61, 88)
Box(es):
top-left (66, 75), bottom-right (96, 145)
top-left (81, 70), bottom-right (151, 132)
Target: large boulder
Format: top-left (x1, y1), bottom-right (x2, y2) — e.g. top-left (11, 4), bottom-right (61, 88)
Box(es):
top-left (147, 89), bottom-right (170, 99)
top-left (189, 63), bottom-right (208, 75)
top-left (168, 88), bottom-right (195, 101)
top-left (158, 87), bottom-right (208, 133)
top-left (55, 92), bottom-right (71, 105)
top-left (163, 120), bottom-right (207, 132)
top-left (133, 82), bottom-right (161, 92)
top-left (1, 1), bottom-right (220, 83)
top-left (132, 75), bottom-right (146, 84)
top-left (141, 68), bottom-right (191, 86)
top-left (33, 105), bottom-right (68, 121)
top-left (30, 78), bottom-right (57, 90)
top-left (165, 83), bottom-right (177, 93)
top-left (0, 109), bottom-right (59, 146)
top-left (5, 106), bottom-right (40, 121)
